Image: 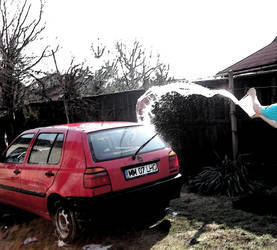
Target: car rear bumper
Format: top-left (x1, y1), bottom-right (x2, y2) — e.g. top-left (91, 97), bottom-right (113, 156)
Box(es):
top-left (68, 173), bottom-right (183, 212)
top-left (108, 173), bottom-right (183, 200)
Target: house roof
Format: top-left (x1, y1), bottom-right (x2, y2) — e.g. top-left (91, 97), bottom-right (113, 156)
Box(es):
top-left (217, 36), bottom-right (277, 75)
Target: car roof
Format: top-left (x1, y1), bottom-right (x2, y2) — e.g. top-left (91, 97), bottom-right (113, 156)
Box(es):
top-left (44, 122), bottom-right (139, 133)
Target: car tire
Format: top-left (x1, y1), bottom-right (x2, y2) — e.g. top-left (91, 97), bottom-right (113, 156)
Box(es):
top-left (53, 200), bottom-right (79, 243)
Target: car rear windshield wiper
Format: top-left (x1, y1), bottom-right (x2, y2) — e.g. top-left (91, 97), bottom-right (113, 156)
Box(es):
top-left (132, 133), bottom-right (158, 160)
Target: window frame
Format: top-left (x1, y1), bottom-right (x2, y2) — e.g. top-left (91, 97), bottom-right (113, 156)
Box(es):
top-left (28, 132), bottom-right (65, 165)
top-left (2, 133), bottom-right (35, 164)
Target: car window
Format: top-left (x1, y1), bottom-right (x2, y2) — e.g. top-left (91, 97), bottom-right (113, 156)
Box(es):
top-left (3, 134), bottom-right (34, 164)
top-left (48, 134), bottom-right (64, 164)
top-left (87, 125), bottom-right (166, 162)
top-left (28, 133), bottom-right (64, 165)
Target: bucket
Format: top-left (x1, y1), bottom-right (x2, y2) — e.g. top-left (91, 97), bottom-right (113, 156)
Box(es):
top-left (238, 94), bottom-right (255, 117)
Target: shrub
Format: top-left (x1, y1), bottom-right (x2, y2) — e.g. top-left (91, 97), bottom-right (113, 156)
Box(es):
top-left (188, 155), bottom-right (261, 197)
top-left (151, 91), bottom-right (231, 177)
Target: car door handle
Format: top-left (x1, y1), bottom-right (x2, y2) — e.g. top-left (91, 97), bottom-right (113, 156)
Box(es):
top-left (13, 169), bottom-right (21, 175)
top-left (45, 171), bottom-right (54, 177)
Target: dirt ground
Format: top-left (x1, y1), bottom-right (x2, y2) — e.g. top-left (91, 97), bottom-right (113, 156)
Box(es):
top-left (1, 186), bottom-right (277, 249)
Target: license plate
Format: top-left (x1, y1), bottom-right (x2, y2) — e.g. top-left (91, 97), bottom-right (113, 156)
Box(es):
top-left (124, 163), bottom-right (158, 180)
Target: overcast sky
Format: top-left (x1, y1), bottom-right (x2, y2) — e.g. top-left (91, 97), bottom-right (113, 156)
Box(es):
top-left (42, 0), bottom-right (277, 81)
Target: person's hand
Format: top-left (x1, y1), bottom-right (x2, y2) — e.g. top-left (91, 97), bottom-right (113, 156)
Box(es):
top-left (247, 88), bottom-right (256, 96)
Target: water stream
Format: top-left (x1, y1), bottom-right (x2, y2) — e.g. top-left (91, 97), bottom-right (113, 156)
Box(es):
top-left (136, 81), bottom-right (255, 123)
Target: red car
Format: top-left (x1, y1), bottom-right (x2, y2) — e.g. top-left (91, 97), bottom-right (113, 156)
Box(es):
top-left (0, 122), bottom-right (182, 242)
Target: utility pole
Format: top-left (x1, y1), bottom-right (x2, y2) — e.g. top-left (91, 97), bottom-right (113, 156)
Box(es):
top-left (228, 71), bottom-right (238, 161)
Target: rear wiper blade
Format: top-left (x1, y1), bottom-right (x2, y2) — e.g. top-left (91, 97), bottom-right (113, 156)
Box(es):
top-left (132, 133), bottom-right (158, 160)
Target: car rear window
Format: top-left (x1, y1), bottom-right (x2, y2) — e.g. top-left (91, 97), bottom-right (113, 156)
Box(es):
top-left (87, 125), bottom-right (166, 162)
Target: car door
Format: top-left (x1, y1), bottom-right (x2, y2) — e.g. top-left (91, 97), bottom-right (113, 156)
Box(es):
top-left (0, 133), bottom-right (35, 203)
top-left (20, 129), bottom-right (66, 210)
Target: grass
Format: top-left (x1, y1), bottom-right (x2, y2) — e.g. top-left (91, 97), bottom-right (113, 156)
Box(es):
top-left (1, 186), bottom-right (277, 249)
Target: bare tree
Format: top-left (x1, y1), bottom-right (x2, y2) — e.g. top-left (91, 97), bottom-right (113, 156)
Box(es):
top-left (51, 51), bottom-right (93, 124)
top-left (0, 0), bottom-right (50, 143)
top-left (113, 40), bottom-right (171, 91)
top-left (91, 38), bottom-right (106, 59)
top-left (89, 39), bottom-right (118, 95)
top-left (89, 39), bottom-right (171, 94)
top-left (26, 42), bottom-right (111, 125)
top-left (151, 58), bottom-right (172, 86)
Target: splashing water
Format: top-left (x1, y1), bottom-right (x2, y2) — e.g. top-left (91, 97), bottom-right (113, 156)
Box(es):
top-left (136, 81), bottom-right (255, 124)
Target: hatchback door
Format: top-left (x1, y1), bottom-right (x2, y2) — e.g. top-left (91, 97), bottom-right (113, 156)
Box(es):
top-left (86, 125), bottom-right (175, 191)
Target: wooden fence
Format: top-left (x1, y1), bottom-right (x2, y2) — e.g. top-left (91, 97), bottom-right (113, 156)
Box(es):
top-left (1, 86), bottom-right (277, 184)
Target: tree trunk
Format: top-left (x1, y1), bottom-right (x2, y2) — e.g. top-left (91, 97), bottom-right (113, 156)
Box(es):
top-left (63, 99), bottom-right (70, 124)
top-left (5, 112), bottom-right (16, 144)
top-left (0, 119), bottom-right (7, 153)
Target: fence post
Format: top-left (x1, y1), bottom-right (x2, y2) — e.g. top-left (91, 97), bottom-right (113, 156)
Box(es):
top-left (228, 70), bottom-right (238, 161)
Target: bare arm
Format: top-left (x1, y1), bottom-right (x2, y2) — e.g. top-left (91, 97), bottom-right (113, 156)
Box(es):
top-left (258, 114), bottom-right (277, 128)
top-left (247, 88), bottom-right (277, 128)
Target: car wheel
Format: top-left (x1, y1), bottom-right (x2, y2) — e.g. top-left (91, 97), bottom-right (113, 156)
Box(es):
top-left (53, 201), bottom-right (78, 243)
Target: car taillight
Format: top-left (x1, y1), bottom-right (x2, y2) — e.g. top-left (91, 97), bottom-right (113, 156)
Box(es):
top-left (83, 167), bottom-right (111, 189)
top-left (169, 151), bottom-right (179, 172)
